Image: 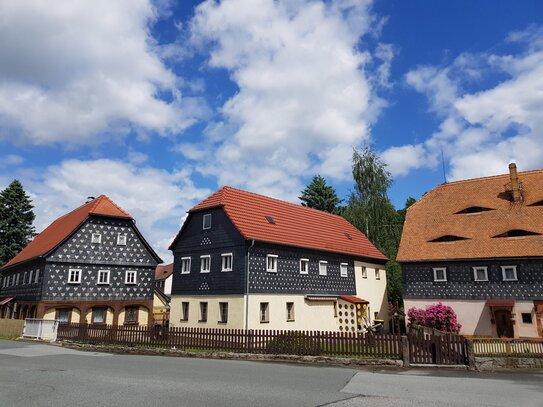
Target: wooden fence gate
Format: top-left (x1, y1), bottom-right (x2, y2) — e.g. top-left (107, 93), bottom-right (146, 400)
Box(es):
top-left (408, 331), bottom-right (468, 365)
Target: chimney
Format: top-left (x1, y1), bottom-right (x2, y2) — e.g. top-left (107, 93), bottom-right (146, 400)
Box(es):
top-left (508, 163), bottom-right (522, 203)
top-left (86, 196), bottom-right (96, 203)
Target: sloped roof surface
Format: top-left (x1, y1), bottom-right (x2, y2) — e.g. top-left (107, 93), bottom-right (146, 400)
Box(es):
top-left (155, 263), bottom-right (173, 281)
top-left (397, 168), bottom-right (543, 262)
top-left (186, 186), bottom-right (387, 261)
top-left (2, 195), bottom-right (132, 269)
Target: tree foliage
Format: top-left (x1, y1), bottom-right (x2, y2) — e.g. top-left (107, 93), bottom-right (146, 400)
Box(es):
top-left (299, 175), bottom-right (342, 213)
top-left (0, 180), bottom-right (36, 265)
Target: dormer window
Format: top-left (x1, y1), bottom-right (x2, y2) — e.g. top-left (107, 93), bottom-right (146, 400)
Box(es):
top-left (117, 233), bottom-right (127, 245)
top-left (433, 267), bottom-right (447, 282)
top-left (91, 233), bottom-right (102, 244)
top-left (493, 229), bottom-right (541, 238)
top-left (455, 206), bottom-right (494, 214)
top-left (203, 214), bottom-right (212, 230)
top-left (429, 235), bottom-right (469, 242)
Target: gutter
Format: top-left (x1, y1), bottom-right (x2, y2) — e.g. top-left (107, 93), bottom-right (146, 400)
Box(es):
top-left (244, 239), bottom-right (255, 330)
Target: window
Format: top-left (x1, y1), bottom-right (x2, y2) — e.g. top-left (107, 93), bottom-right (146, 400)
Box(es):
top-left (200, 255), bottom-right (211, 273)
top-left (28, 270), bottom-right (33, 284)
top-left (91, 233), bottom-right (102, 244)
top-left (181, 257), bottom-right (191, 274)
top-left (473, 267), bottom-right (488, 282)
top-left (340, 263), bottom-right (348, 277)
top-left (521, 313), bottom-right (533, 324)
top-left (15, 273), bottom-right (19, 285)
top-left (299, 258), bottom-right (309, 274)
top-left (203, 213), bottom-right (212, 230)
top-left (34, 269), bottom-right (39, 283)
top-left (68, 269), bottom-right (81, 284)
top-left (361, 266), bottom-right (367, 279)
top-left (375, 269), bottom-right (381, 280)
top-left (125, 270), bottom-right (137, 285)
top-left (286, 302), bottom-right (295, 321)
top-left (221, 253), bottom-right (233, 272)
top-left (260, 302), bottom-right (269, 323)
top-left (181, 302), bottom-right (189, 321)
top-left (97, 269), bottom-right (110, 285)
top-left (92, 308), bottom-right (106, 324)
top-left (117, 233), bottom-right (127, 245)
top-left (219, 302), bottom-right (228, 323)
top-left (125, 307), bottom-right (138, 324)
top-left (433, 267), bottom-right (447, 282)
top-left (199, 302), bottom-right (208, 322)
top-left (57, 309), bottom-right (71, 323)
top-left (23, 272), bottom-right (27, 285)
top-left (501, 266), bottom-right (518, 281)
top-left (319, 261), bottom-right (328, 276)
top-left (266, 254), bottom-right (278, 273)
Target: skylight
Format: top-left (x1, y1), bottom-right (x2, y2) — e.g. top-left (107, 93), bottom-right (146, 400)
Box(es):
top-left (493, 230), bottom-right (541, 238)
top-left (429, 235), bottom-right (469, 243)
top-left (528, 200), bottom-right (543, 207)
top-left (455, 206), bottom-right (494, 214)
top-left (344, 232), bottom-right (352, 240)
top-left (265, 215), bottom-right (275, 224)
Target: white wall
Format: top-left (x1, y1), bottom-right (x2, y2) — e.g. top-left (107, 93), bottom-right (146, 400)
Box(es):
top-left (354, 261), bottom-right (389, 329)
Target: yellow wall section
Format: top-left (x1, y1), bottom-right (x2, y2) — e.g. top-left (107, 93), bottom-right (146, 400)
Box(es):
top-left (354, 261), bottom-right (389, 329)
top-left (170, 295), bottom-right (246, 329)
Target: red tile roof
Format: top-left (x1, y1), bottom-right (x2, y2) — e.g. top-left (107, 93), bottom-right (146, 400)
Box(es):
top-left (397, 168), bottom-right (543, 262)
top-left (339, 295), bottom-right (369, 304)
top-left (176, 186), bottom-right (386, 262)
top-left (2, 195), bottom-right (133, 269)
top-left (155, 263), bottom-right (173, 281)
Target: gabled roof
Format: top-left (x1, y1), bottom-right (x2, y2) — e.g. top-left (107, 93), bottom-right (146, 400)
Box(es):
top-left (171, 186), bottom-right (387, 262)
top-left (1, 195), bottom-right (160, 269)
top-left (155, 263), bottom-right (173, 281)
top-left (397, 167), bottom-right (543, 262)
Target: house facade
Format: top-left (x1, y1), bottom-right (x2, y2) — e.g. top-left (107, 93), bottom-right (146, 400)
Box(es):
top-left (153, 263), bottom-right (173, 324)
top-left (0, 195), bottom-right (162, 326)
top-left (398, 164), bottom-right (543, 338)
top-left (169, 186), bottom-right (388, 332)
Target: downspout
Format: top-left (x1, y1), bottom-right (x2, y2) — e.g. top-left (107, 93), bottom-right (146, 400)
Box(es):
top-left (244, 239), bottom-right (255, 330)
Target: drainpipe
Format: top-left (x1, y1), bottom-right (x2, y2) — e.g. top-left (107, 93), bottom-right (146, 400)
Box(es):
top-left (244, 240), bottom-right (255, 330)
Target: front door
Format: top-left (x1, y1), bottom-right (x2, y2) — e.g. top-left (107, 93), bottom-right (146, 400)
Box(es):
top-left (495, 310), bottom-right (514, 338)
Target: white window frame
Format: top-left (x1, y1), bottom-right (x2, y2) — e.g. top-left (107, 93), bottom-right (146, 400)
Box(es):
top-left (221, 253), bottom-right (233, 272)
top-left (202, 213), bottom-right (212, 230)
top-left (180, 257), bottom-right (191, 274)
top-left (68, 268), bottom-right (82, 284)
top-left (15, 273), bottom-right (19, 285)
top-left (340, 263), bottom-right (348, 278)
top-left (91, 233), bottom-right (102, 244)
top-left (375, 268), bottom-right (381, 280)
top-left (299, 258), bottom-right (309, 275)
top-left (125, 270), bottom-right (137, 285)
top-left (473, 266), bottom-right (488, 282)
top-left (501, 265), bottom-right (518, 281)
top-left (117, 233), bottom-right (127, 246)
top-left (200, 255), bottom-right (211, 273)
top-left (361, 266), bottom-right (367, 279)
top-left (34, 269), bottom-right (39, 284)
top-left (319, 260), bottom-right (328, 276)
top-left (433, 267), bottom-right (447, 282)
top-left (266, 254), bottom-right (278, 273)
top-left (97, 269), bottom-right (110, 285)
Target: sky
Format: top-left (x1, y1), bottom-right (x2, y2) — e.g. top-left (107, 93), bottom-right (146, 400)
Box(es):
top-left (0, 0), bottom-right (542, 261)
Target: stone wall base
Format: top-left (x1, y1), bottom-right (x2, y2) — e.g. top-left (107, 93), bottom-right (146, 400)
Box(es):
top-left (475, 356), bottom-right (543, 371)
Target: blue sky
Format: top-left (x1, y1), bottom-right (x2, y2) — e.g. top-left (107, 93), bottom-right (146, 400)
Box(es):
top-left (0, 0), bottom-right (542, 260)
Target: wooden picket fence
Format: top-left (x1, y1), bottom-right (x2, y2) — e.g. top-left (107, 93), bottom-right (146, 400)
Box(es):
top-left (408, 326), bottom-right (468, 365)
top-left (57, 323), bottom-right (402, 359)
top-left (472, 338), bottom-right (543, 357)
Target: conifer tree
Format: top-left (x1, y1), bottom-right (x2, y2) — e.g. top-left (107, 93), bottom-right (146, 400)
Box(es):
top-left (0, 180), bottom-right (36, 265)
top-left (299, 175), bottom-right (342, 213)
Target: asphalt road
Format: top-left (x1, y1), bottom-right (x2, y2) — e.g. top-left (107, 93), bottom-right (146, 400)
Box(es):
top-left (0, 340), bottom-right (541, 407)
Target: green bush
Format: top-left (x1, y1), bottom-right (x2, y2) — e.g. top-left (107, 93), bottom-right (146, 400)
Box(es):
top-left (265, 332), bottom-right (320, 356)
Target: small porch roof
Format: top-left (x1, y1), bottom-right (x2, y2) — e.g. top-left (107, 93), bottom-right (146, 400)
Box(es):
top-left (0, 297), bottom-right (14, 306)
top-left (486, 299), bottom-right (515, 307)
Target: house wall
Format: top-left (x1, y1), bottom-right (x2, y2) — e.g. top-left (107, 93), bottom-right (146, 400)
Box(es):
top-left (170, 295), bottom-right (245, 329)
top-left (0, 261), bottom-right (45, 301)
top-left (354, 261), bottom-right (389, 327)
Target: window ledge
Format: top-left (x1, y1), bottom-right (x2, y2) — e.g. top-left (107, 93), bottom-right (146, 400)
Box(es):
top-left (260, 321), bottom-right (269, 324)
top-left (198, 320), bottom-right (207, 323)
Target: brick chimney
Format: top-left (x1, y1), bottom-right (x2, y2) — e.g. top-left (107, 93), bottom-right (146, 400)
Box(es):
top-left (508, 163), bottom-right (523, 203)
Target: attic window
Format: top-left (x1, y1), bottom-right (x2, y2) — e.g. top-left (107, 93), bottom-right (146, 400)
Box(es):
top-left (493, 229), bottom-right (541, 238)
top-left (455, 206), bottom-right (494, 214)
top-left (203, 214), bottom-right (212, 230)
top-left (429, 235), bottom-right (469, 242)
top-left (344, 232), bottom-right (352, 240)
top-left (265, 215), bottom-right (275, 224)
top-left (528, 200), bottom-right (543, 207)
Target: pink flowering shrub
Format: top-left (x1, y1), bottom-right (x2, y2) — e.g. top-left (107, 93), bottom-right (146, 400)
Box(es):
top-left (407, 303), bottom-right (462, 333)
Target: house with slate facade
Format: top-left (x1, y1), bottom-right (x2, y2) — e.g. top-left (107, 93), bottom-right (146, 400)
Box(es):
top-left (169, 186), bottom-right (389, 332)
top-left (0, 195), bottom-right (162, 326)
top-left (398, 164), bottom-right (543, 338)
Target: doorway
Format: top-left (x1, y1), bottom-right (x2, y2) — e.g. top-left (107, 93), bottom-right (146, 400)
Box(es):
top-left (495, 310), bottom-right (514, 338)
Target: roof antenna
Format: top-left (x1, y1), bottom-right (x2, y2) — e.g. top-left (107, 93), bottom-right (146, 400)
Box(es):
top-left (440, 147), bottom-right (447, 184)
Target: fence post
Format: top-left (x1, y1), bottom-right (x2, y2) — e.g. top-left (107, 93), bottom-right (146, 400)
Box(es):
top-left (465, 339), bottom-right (476, 370)
top-left (401, 335), bottom-right (410, 367)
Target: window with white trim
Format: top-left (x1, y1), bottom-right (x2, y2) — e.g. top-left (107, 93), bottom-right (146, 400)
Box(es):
top-left (501, 265), bottom-right (517, 281)
top-left (125, 270), bottom-right (137, 285)
top-left (28, 270), bottom-right (33, 284)
top-left (68, 269), bottom-right (81, 284)
top-left (117, 233), bottom-right (127, 245)
top-left (361, 266), bottom-right (367, 278)
top-left (34, 269), bottom-right (39, 283)
top-left (91, 233), bottom-right (102, 244)
top-left (473, 266), bottom-right (488, 282)
top-left (340, 263), bottom-right (348, 277)
top-left (181, 257), bottom-right (191, 274)
top-left (221, 253), bottom-right (233, 272)
top-left (375, 269), bottom-right (381, 280)
top-left (266, 254), bottom-right (278, 273)
top-left (299, 259), bottom-right (309, 274)
top-left (319, 261), bottom-right (328, 276)
top-left (203, 213), bottom-right (212, 230)
top-left (23, 272), bottom-right (27, 285)
top-left (97, 269), bottom-right (110, 285)
top-left (200, 255), bottom-right (211, 273)
top-left (15, 273), bottom-right (19, 285)
top-left (433, 267), bottom-right (447, 282)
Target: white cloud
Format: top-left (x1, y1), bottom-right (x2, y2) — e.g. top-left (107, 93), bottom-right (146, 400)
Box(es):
top-left (23, 159), bottom-right (210, 261)
top-left (185, 0), bottom-right (385, 201)
top-left (0, 154), bottom-right (24, 167)
top-left (383, 26), bottom-right (543, 180)
top-left (0, 0), bottom-right (207, 146)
